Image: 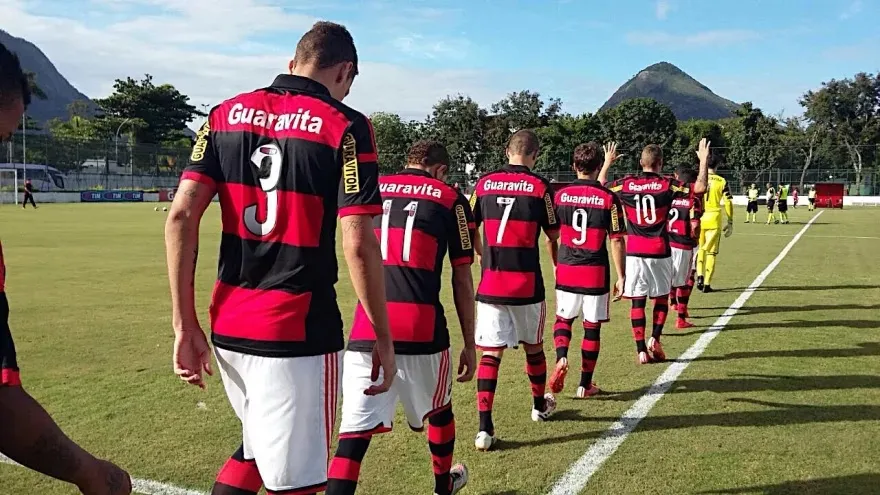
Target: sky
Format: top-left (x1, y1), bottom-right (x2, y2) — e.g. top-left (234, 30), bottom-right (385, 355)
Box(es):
top-left (2, 0), bottom-right (879, 125)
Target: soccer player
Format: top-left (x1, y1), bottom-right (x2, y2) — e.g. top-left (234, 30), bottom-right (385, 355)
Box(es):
top-left (694, 155), bottom-right (733, 294)
top-left (777, 184), bottom-right (790, 224)
top-left (745, 183), bottom-right (759, 223)
top-left (668, 167), bottom-right (701, 327)
top-left (792, 187), bottom-right (799, 208)
top-left (808, 185), bottom-right (817, 211)
top-left (766, 183), bottom-right (778, 224)
top-left (328, 141), bottom-right (475, 495)
top-left (22, 179), bottom-right (37, 209)
top-left (164, 22), bottom-right (396, 495)
top-left (471, 129), bottom-right (559, 451)
top-left (601, 140), bottom-right (709, 364)
top-left (0, 40), bottom-right (132, 495)
top-left (548, 142), bottom-right (625, 398)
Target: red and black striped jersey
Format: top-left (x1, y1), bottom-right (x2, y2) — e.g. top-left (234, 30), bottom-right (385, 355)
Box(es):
top-left (668, 185), bottom-right (702, 249)
top-left (471, 165), bottom-right (559, 305)
top-left (554, 180), bottom-right (625, 295)
top-left (0, 241), bottom-right (19, 387)
top-left (348, 169), bottom-right (475, 355)
top-left (608, 172), bottom-right (689, 258)
top-left (182, 75), bottom-right (382, 358)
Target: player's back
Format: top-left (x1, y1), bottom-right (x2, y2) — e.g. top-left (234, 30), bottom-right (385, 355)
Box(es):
top-left (348, 170), bottom-right (474, 354)
top-left (668, 188), bottom-right (699, 250)
top-left (555, 180), bottom-right (624, 295)
top-left (609, 173), bottom-right (687, 258)
top-left (472, 165), bottom-right (558, 305)
top-left (703, 174), bottom-right (730, 213)
top-left (183, 75), bottom-right (382, 357)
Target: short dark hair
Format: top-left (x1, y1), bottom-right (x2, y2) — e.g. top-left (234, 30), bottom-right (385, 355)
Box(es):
top-left (0, 42), bottom-right (30, 109)
top-left (641, 144), bottom-right (663, 169)
top-left (294, 22), bottom-right (359, 76)
top-left (573, 142), bottom-right (602, 173)
top-left (707, 152), bottom-right (721, 169)
top-left (507, 129), bottom-right (539, 156)
top-left (675, 167), bottom-right (697, 184)
top-left (407, 140), bottom-right (449, 168)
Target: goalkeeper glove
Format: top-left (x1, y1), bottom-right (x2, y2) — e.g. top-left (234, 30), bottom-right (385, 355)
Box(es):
top-left (723, 222), bottom-right (734, 238)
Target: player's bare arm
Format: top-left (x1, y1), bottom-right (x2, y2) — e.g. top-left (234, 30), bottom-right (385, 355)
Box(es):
top-left (451, 264), bottom-right (476, 382)
top-left (610, 237), bottom-right (626, 301)
top-left (342, 214), bottom-right (397, 395)
top-left (598, 141), bottom-right (622, 185)
top-left (473, 230), bottom-right (483, 267)
top-left (164, 179), bottom-right (214, 388)
top-left (693, 138), bottom-right (711, 195)
top-left (0, 387), bottom-right (132, 495)
top-left (546, 232), bottom-right (559, 268)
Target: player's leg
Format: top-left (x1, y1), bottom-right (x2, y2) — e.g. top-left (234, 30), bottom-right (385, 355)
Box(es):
top-left (474, 302), bottom-right (509, 450)
top-left (327, 351), bottom-right (396, 495)
top-left (28, 193), bottom-right (36, 208)
top-left (398, 351), bottom-right (468, 495)
top-left (671, 248), bottom-right (694, 329)
top-left (646, 257), bottom-right (673, 361)
top-left (575, 293), bottom-right (608, 398)
top-left (243, 352), bottom-right (341, 495)
top-left (702, 229), bottom-right (721, 292)
top-left (549, 290), bottom-right (581, 393)
top-left (695, 229), bottom-right (708, 290)
top-left (212, 349), bottom-right (264, 495)
top-left (624, 256), bottom-right (651, 364)
top-left (515, 302), bottom-right (555, 421)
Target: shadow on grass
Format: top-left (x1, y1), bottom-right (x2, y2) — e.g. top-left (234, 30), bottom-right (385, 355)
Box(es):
top-left (670, 318), bottom-right (880, 336)
top-left (481, 491), bottom-right (524, 495)
top-left (695, 303), bottom-right (880, 316)
top-left (492, 399), bottom-right (880, 451)
top-left (594, 373), bottom-right (880, 402)
top-left (698, 473), bottom-right (880, 494)
top-left (694, 342), bottom-right (880, 362)
top-left (712, 284), bottom-right (880, 293)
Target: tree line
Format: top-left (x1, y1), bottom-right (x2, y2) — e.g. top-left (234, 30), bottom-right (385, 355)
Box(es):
top-left (18, 70), bottom-right (879, 191)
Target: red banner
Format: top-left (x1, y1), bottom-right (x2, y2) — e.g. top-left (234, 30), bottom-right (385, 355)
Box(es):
top-left (159, 189), bottom-right (177, 202)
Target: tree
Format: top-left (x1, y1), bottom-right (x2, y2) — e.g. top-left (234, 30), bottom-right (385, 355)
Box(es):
top-left (94, 74), bottom-right (203, 145)
top-left (801, 72), bottom-right (880, 192)
top-left (370, 112), bottom-right (411, 174)
top-left (668, 119), bottom-right (725, 171)
top-left (24, 71), bottom-right (47, 100)
top-left (535, 113), bottom-right (602, 173)
top-left (719, 102), bottom-right (785, 190)
top-left (599, 98), bottom-right (677, 171)
top-left (482, 90), bottom-right (563, 173)
top-left (428, 95), bottom-right (487, 177)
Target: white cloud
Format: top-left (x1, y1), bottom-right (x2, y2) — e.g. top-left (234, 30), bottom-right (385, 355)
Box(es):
top-left (2, 0), bottom-right (511, 125)
top-left (626, 29), bottom-right (762, 47)
top-left (655, 0), bottom-right (672, 20)
top-left (839, 0), bottom-right (863, 20)
top-left (392, 35), bottom-right (470, 60)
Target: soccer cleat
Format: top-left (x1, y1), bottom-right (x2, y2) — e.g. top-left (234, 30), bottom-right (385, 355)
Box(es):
top-left (474, 431), bottom-right (496, 451)
top-left (638, 351), bottom-right (653, 364)
top-left (695, 276), bottom-right (705, 291)
top-left (676, 318), bottom-right (695, 329)
top-left (548, 357), bottom-right (569, 394)
top-left (575, 384), bottom-right (600, 399)
top-left (702, 285), bottom-right (714, 293)
top-left (444, 463), bottom-right (469, 495)
top-left (531, 393), bottom-right (557, 422)
top-left (648, 337), bottom-right (666, 361)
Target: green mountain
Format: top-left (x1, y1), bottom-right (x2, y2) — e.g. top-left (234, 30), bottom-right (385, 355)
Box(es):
top-left (0, 29), bottom-right (96, 126)
top-left (601, 62), bottom-right (740, 120)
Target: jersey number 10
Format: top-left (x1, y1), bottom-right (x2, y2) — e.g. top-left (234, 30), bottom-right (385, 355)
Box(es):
top-left (633, 194), bottom-right (657, 225)
top-left (380, 199), bottom-right (419, 262)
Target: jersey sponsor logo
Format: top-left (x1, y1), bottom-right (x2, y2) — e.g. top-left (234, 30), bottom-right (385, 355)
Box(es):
top-left (469, 191), bottom-right (477, 211)
top-left (455, 204), bottom-right (472, 250)
top-left (190, 121), bottom-right (210, 161)
top-left (610, 203), bottom-right (620, 232)
top-left (379, 181), bottom-right (443, 199)
top-left (342, 133), bottom-right (359, 194)
top-left (227, 102), bottom-right (324, 134)
top-left (559, 192), bottom-right (606, 207)
top-left (544, 192), bottom-right (557, 224)
top-left (672, 197), bottom-right (692, 208)
top-left (483, 179), bottom-right (535, 193)
top-left (625, 181), bottom-right (664, 192)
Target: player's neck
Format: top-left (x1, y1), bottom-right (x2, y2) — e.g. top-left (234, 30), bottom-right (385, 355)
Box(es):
top-left (405, 164), bottom-right (435, 177)
top-left (577, 172), bottom-right (598, 181)
top-left (641, 167), bottom-right (660, 174)
top-left (507, 156), bottom-right (535, 169)
top-left (289, 66), bottom-right (337, 94)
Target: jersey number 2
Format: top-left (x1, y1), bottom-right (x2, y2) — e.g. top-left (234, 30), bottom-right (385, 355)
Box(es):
top-left (244, 144), bottom-right (283, 236)
top-left (380, 199), bottom-right (419, 262)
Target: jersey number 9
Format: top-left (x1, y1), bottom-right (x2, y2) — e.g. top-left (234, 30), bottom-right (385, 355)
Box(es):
top-left (245, 143), bottom-right (283, 236)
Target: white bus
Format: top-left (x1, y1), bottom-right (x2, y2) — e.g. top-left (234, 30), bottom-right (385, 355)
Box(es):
top-left (0, 163), bottom-right (67, 191)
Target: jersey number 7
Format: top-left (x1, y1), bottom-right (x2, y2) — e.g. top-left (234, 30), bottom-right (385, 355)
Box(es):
top-left (380, 199), bottom-right (419, 262)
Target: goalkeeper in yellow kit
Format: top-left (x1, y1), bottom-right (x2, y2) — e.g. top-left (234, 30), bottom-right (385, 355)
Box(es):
top-left (696, 155), bottom-right (733, 293)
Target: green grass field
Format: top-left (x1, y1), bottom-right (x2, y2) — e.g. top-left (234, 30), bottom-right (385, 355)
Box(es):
top-left (0, 203), bottom-right (878, 495)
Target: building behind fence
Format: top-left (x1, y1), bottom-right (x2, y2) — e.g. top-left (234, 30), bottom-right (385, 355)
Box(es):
top-left (4, 135), bottom-right (878, 196)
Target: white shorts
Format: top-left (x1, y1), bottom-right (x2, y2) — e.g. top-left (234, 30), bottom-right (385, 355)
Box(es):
top-left (624, 256), bottom-right (673, 298)
top-left (215, 348), bottom-right (340, 493)
top-left (555, 290), bottom-right (610, 324)
top-left (339, 349), bottom-right (452, 433)
top-left (475, 301), bottom-right (546, 349)
top-left (671, 247), bottom-right (694, 288)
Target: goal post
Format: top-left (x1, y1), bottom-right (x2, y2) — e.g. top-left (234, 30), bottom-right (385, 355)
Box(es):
top-left (0, 169), bottom-right (19, 205)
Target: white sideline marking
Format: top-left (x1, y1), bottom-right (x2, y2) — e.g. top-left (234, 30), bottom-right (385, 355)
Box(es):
top-left (546, 211), bottom-right (824, 495)
top-left (0, 454), bottom-right (207, 495)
